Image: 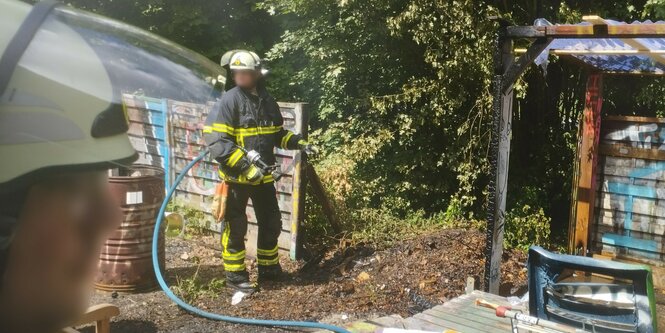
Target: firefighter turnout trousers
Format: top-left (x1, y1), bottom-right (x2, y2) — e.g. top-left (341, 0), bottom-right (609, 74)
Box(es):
top-left (221, 182), bottom-right (281, 273)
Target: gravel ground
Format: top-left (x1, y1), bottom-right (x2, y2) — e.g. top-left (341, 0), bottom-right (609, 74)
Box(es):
top-left (84, 228), bottom-right (664, 333)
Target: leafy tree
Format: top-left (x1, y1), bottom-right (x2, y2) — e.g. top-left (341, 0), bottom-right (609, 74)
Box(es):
top-left (261, 0), bottom-right (665, 244)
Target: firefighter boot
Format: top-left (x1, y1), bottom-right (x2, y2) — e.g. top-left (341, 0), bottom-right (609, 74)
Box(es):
top-left (225, 271), bottom-right (257, 294)
top-left (258, 265), bottom-right (287, 283)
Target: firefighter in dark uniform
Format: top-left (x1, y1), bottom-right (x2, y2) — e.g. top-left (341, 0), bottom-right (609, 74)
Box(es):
top-left (203, 50), bottom-right (317, 292)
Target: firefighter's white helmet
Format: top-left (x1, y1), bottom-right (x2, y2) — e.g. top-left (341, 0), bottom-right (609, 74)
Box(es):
top-left (228, 50), bottom-right (262, 71)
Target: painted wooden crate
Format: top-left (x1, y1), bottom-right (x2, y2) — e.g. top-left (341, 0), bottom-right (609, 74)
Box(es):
top-left (593, 115), bottom-right (665, 263)
top-left (122, 94), bottom-right (308, 259)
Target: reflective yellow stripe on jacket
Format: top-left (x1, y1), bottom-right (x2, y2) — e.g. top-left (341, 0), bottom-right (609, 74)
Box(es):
top-left (280, 132), bottom-right (294, 149)
top-left (204, 123), bottom-right (281, 137)
top-left (227, 148), bottom-right (244, 167)
top-left (218, 169), bottom-right (274, 185)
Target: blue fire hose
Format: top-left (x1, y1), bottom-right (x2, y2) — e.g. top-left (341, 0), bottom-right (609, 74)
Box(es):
top-left (151, 149), bottom-right (351, 333)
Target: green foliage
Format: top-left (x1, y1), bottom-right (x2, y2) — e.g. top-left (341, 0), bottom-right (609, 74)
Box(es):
top-left (262, 0), bottom-right (665, 247)
top-left (263, 0), bottom-right (495, 223)
top-left (504, 205), bottom-right (551, 251)
top-left (172, 262), bottom-right (226, 303)
top-left (643, 0), bottom-right (665, 19)
top-left (166, 201), bottom-right (209, 236)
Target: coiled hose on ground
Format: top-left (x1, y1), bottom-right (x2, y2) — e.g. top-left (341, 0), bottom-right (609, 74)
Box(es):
top-left (151, 149), bottom-right (351, 333)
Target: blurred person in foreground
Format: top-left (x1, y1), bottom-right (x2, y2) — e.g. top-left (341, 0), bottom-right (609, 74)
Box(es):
top-left (0, 0), bottom-right (224, 331)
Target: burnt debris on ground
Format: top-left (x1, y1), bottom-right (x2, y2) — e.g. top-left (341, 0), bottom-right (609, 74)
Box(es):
top-left (87, 228), bottom-right (527, 332)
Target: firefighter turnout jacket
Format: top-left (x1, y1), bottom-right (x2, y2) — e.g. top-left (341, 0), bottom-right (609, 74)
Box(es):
top-left (204, 86), bottom-right (303, 184)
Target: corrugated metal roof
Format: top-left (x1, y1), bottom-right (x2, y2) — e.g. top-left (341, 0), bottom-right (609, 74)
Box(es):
top-left (535, 19), bottom-right (665, 74)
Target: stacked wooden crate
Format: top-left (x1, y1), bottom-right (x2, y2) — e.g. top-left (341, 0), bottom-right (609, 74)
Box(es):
top-left (592, 116), bottom-right (665, 284)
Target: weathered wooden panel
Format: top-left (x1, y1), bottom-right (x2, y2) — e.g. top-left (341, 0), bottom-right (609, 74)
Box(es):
top-left (602, 119), bottom-right (665, 149)
top-left (592, 115), bottom-right (665, 265)
top-left (122, 94), bottom-right (169, 185)
top-left (597, 210), bottom-right (665, 235)
top-left (167, 100), bottom-right (217, 216)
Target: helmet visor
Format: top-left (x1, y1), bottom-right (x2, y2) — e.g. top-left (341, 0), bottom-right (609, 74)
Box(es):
top-left (0, 3), bottom-right (225, 188)
top-left (17, 4), bottom-right (225, 124)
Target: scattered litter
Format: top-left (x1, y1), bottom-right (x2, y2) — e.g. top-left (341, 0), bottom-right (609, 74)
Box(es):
top-left (341, 314), bottom-right (348, 320)
top-left (408, 289), bottom-right (436, 312)
top-left (507, 292), bottom-right (529, 306)
top-left (418, 278), bottom-right (437, 289)
top-left (180, 252), bottom-right (189, 260)
top-left (111, 291), bottom-right (118, 299)
top-left (506, 296), bottom-right (520, 305)
top-left (231, 291), bottom-right (247, 305)
top-left (357, 271), bottom-right (371, 282)
top-left (352, 255), bottom-right (379, 268)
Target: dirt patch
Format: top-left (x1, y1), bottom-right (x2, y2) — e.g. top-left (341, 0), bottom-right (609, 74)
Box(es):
top-left (87, 228), bottom-right (527, 332)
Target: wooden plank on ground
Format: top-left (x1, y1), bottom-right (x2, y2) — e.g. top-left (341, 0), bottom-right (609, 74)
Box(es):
top-left (415, 312), bottom-right (489, 333)
top-left (422, 307), bottom-right (512, 332)
top-left (469, 290), bottom-right (515, 305)
top-left (428, 300), bottom-right (513, 326)
top-left (402, 316), bottom-right (460, 332)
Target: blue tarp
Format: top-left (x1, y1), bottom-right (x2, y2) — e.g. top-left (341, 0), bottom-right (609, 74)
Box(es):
top-left (535, 19), bottom-right (665, 74)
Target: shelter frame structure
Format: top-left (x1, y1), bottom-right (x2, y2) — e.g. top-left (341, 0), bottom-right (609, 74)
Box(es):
top-left (484, 15), bottom-right (665, 293)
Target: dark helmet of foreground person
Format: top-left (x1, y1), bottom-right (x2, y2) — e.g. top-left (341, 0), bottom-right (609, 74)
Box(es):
top-left (0, 0), bottom-right (224, 330)
top-left (0, 0), bottom-right (225, 220)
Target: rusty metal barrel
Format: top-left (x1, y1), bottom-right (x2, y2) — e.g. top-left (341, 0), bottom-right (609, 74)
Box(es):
top-left (95, 165), bottom-right (166, 293)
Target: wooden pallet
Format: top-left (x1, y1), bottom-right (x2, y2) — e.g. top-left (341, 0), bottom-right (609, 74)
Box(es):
top-left (332, 290), bottom-right (519, 333)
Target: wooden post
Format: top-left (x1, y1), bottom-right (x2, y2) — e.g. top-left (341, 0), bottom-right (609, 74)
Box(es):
top-left (484, 27), bottom-right (514, 295)
top-left (306, 164), bottom-right (342, 234)
top-left (569, 74), bottom-right (603, 255)
top-left (289, 103), bottom-right (309, 260)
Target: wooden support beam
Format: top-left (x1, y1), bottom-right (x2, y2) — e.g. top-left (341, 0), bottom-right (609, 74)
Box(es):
top-left (515, 48), bottom-right (665, 55)
top-left (289, 103), bottom-right (309, 260)
top-left (582, 15), bottom-right (605, 25)
top-left (569, 74), bottom-right (604, 256)
top-left (484, 28), bottom-right (514, 295)
top-left (506, 25), bottom-right (545, 38)
top-left (501, 38), bottom-right (551, 95)
top-left (544, 24), bottom-right (665, 38)
top-left (506, 14), bottom-right (665, 40)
